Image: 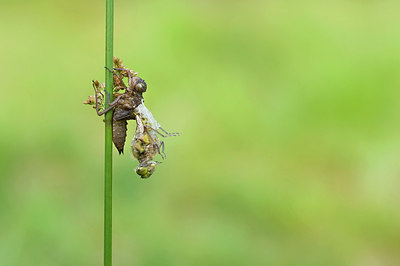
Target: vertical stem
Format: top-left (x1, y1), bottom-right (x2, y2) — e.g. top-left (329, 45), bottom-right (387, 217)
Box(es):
top-left (104, 0), bottom-right (114, 265)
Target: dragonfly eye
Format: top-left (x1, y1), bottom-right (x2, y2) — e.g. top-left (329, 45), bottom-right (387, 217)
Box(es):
top-left (135, 161), bottom-right (159, 178)
top-left (136, 166), bottom-right (153, 178)
top-left (135, 79), bottom-right (147, 93)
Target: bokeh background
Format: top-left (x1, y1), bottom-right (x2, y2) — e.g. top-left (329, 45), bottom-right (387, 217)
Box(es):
top-left (1, 0), bottom-right (400, 265)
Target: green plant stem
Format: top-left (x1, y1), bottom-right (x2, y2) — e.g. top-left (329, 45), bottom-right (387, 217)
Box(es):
top-left (104, 0), bottom-right (114, 265)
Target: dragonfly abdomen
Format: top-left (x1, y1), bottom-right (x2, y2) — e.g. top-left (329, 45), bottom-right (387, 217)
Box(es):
top-left (112, 119), bottom-right (128, 154)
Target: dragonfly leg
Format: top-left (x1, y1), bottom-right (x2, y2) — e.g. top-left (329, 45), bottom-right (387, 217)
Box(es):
top-left (153, 141), bottom-right (164, 159)
top-left (104, 89), bottom-right (122, 106)
top-left (95, 88), bottom-right (122, 116)
top-left (148, 127), bottom-right (167, 137)
top-left (96, 104), bottom-right (115, 116)
top-left (145, 126), bottom-right (179, 138)
top-left (92, 81), bottom-right (106, 116)
top-left (159, 141), bottom-right (166, 159)
top-left (113, 67), bottom-right (130, 72)
top-left (159, 127), bottom-right (181, 137)
top-left (114, 68), bottom-right (137, 90)
top-left (140, 160), bottom-right (162, 167)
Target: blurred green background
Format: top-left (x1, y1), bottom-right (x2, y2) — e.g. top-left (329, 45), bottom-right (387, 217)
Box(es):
top-left (1, 0), bottom-right (400, 265)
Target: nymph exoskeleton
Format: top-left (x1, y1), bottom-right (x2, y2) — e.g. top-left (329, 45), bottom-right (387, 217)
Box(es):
top-left (88, 65), bottom-right (147, 154)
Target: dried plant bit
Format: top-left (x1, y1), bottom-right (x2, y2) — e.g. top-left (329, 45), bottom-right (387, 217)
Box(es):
top-left (113, 56), bottom-right (125, 69)
top-left (114, 67), bottom-right (137, 76)
top-left (106, 65), bottom-right (144, 96)
top-left (93, 80), bottom-right (100, 88)
top-left (110, 57), bottom-right (136, 92)
top-left (113, 77), bottom-right (125, 93)
top-left (83, 95), bottom-right (95, 105)
top-left (112, 57), bottom-right (132, 79)
top-left (86, 80), bottom-right (106, 112)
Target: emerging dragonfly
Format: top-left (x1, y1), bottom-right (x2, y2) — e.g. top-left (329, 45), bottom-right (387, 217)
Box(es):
top-left (84, 57), bottom-right (180, 178)
top-left (131, 100), bottom-right (180, 178)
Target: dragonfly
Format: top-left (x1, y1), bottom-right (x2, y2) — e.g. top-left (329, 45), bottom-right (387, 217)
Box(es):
top-left (84, 57), bottom-right (180, 178)
top-left (131, 101), bottom-right (180, 178)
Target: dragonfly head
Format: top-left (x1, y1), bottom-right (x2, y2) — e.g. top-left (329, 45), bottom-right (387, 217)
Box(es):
top-left (134, 78), bottom-right (147, 94)
top-left (135, 161), bottom-right (161, 179)
top-left (127, 77), bottom-right (147, 96)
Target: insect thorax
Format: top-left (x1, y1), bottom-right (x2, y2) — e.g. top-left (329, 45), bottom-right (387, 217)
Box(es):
top-left (135, 102), bottom-right (161, 130)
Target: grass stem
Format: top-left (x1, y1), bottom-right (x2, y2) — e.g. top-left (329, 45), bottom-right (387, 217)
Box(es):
top-left (104, 0), bottom-right (114, 265)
